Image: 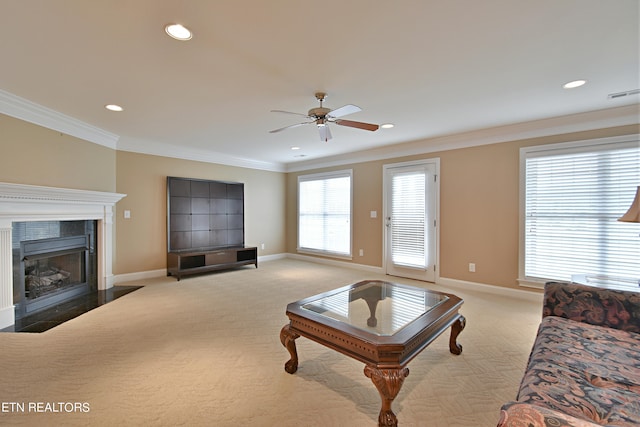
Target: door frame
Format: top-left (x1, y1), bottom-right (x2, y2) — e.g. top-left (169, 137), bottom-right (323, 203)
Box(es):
top-left (382, 158), bottom-right (440, 282)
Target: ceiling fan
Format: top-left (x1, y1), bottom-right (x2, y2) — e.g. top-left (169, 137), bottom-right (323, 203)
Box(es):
top-left (269, 92), bottom-right (379, 142)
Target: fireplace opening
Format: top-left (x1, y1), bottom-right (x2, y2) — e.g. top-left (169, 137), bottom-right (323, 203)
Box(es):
top-left (12, 221), bottom-right (97, 318)
top-left (23, 235), bottom-right (88, 314)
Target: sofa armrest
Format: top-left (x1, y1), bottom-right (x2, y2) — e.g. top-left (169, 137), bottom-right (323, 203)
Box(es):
top-left (498, 402), bottom-right (601, 427)
top-left (543, 281), bottom-right (640, 333)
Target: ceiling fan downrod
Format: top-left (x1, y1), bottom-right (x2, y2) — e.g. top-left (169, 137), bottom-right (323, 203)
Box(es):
top-left (269, 91), bottom-right (379, 141)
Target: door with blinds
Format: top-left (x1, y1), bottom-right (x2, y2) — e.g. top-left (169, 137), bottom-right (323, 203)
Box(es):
top-left (384, 160), bottom-right (438, 282)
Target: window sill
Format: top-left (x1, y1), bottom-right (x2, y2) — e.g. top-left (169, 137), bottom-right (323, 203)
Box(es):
top-left (571, 274), bottom-right (640, 292)
top-left (517, 278), bottom-right (545, 290)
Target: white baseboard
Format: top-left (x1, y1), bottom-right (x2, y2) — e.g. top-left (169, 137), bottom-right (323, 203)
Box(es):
top-left (285, 253), bottom-right (385, 274)
top-left (112, 253), bottom-right (543, 304)
top-left (258, 253), bottom-right (288, 262)
top-left (437, 277), bottom-right (543, 303)
top-left (113, 253), bottom-right (288, 284)
top-left (287, 253), bottom-right (542, 302)
top-left (113, 269), bottom-right (167, 284)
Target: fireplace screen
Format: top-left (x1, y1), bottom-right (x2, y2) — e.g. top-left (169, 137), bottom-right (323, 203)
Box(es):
top-left (17, 233), bottom-right (91, 316)
top-left (25, 250), bottom-right (86, 300)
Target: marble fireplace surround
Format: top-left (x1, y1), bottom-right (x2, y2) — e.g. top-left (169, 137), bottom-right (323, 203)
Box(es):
top-left (0, 182), bottom-right (126, 329)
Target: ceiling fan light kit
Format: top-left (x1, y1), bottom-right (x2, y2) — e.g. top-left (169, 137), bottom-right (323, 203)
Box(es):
top-left (270, 92), bottom-right (380, 142)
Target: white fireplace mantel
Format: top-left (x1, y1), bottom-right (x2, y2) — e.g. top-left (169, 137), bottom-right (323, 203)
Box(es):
top-left (0, 182), bottom-right (126, 329)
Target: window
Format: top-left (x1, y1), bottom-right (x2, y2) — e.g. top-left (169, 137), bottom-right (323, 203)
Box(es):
top-left (520, 135), bottom-right (640, 289)
top-left (298, 170), bottom-right (352, 257)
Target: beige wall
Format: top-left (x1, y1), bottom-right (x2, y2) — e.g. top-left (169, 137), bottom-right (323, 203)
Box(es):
top-left (0, 114), bottom-right (286, 278)
top-left (285, 162), bottom-right (386, 267)
top-left (286, 125), bottom-right (640, 291)
top-left (0, 114), bottom-right (116, 191)
top-left (114, 151), bottom-right (286, 275)
top-left (2, 112), bottom-right (637, 289)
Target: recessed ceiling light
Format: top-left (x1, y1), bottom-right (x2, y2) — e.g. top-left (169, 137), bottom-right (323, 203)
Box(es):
top-left (291, 146), bottom-right (300, 150)
top-left (563, 80), bottom-right (587, 89)
top-left (105, 104), bottom-right (123, 112)
top-left (165, 24), bottom-right (192, 41)
top-left (381, 123), bottom-right (395, 129)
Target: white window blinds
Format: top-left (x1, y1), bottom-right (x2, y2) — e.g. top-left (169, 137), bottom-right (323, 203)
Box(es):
top-left (522, 136), bottom-right (640, 288)
top-left (298, 170), bottom-right (352, 257)
top-left (391, 170), bottom-right (426, 268)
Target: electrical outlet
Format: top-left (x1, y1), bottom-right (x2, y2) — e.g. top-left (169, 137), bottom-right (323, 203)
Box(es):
top-left (359, 249), bottom-right (364, 256)
top-left (124, 210), bottom-right (131, 219)
top-left (469, 263), bottom-right (476, 273)
top-left (261, 243), bottom-right (265, 250)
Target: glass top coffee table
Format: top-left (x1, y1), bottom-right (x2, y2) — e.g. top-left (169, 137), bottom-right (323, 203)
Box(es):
top-left (280, 280), bottom-right (466, 426)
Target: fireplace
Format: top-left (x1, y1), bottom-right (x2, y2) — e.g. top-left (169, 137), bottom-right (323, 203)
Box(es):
top-left (14, 223), bottom-right (97, 317)
top-left (0, 182), bottom-right (126, 329)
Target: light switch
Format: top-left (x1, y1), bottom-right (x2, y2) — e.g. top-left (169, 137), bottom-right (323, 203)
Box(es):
top-left (370, 210), bottom-right (377, 218)
top-left (124, 210), bottom-right (131, 219)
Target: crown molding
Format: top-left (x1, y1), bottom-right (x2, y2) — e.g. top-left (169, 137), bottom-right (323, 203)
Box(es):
top-left (1, 88), bottom-right (636, 174)
top-left (285, 104), bottom-right (640, 172)
top-left (116, 136), bottom-right (287, 172)
top-left (0, 89), bottom-right (119, 149)
top-left (0, 89), bottom-right (286, 172)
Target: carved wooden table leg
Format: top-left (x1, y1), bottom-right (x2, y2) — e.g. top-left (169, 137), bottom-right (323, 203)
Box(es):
top-left (364, 365), bottom-right (410, 427)
top-left (449, 315), bottom-right (466, 355)
top-left (280, 324), bottom-right (300, 374)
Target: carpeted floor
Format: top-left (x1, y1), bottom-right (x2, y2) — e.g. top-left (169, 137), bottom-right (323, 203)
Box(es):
top-left (0, 258), bottom-right (542, 426)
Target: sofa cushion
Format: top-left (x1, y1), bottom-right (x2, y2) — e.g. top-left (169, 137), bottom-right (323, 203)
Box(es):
top-left (498, 401), bottom-right (601, 427)
top-left (543, 282), bottom-right (640, 333)
top-left (517, 316), bottom-right (640, 426)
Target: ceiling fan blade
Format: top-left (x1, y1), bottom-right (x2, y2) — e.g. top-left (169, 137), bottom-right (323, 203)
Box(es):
top-left (328, 104), bottom-right (361, 118)
top-left (334, 119), bottom-right (379, 131)
top-left (270, 109), bottom-right (310, 118)
top-left (318, 125), bottom-right (332, 142)
top-left (269, 122), bottom-right (313, 133)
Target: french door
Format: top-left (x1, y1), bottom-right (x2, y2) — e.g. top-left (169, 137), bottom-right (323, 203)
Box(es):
top-left (383, 160), bottom-right (438, 282)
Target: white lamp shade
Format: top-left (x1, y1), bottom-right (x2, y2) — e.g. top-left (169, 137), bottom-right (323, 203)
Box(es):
top-left (618, 186), bottom-right (640, 223)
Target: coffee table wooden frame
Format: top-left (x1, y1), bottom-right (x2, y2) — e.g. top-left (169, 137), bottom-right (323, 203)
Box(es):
top-left (280, 280), bottom-right (466, 427)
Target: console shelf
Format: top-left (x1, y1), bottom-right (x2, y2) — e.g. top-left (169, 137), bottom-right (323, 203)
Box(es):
top-left (167, 246), bottom-right (257, 281)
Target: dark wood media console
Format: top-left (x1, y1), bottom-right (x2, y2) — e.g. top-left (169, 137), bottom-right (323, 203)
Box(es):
top-left (166, 176), bottom-right (257, 281)
top-left (167, 246), bottom-right (257, 281)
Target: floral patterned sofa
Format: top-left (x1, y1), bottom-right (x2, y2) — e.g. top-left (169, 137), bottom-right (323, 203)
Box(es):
top-left (497, 281), bottom-right (640, 427)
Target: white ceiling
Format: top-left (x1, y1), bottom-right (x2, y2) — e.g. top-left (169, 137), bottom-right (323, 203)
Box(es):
top-left (1, 0), bottom-right (638, 172)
